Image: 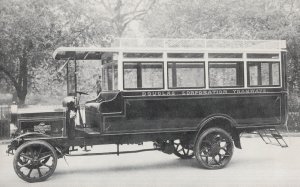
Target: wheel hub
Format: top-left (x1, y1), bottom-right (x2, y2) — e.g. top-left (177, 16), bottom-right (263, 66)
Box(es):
top-left (32, 158), bottom-right (40, 167)
top-left (210, 143), bottom-right (221, 155)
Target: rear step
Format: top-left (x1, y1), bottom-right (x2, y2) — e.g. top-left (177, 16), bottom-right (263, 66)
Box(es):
top-left (256, 128), bottom-right (288, 148)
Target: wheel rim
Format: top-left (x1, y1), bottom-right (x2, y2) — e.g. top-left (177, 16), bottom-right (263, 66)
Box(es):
top-left (14, 142), bottom-right (57, 182)
top-left (197, 131), bottom-right (233, 168)
top-left (173, 139), bottom-right (194, 159)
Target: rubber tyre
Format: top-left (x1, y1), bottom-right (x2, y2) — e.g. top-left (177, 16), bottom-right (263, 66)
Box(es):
top-left (13, 140), bottom-right (57, 183)
top-left (194, 127), bottom-right (234, 169)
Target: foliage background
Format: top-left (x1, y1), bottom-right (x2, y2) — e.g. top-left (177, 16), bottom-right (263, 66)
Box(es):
top-left (1, 0), bottom-right (300, 131)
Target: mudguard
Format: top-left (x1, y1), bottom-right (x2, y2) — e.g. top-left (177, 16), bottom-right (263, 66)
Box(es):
top-left (7, 132), bottom-right (50, 154)
top-left (195, 114), bottom-right (242, 149)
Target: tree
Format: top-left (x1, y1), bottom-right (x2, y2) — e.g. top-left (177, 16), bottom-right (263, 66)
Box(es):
top-left (0, 0), bottom-right (157, 104)
top-left (144, 0), bottom-right (300, 92)
top-left (0, 0), bottom-right (45, 104)
top-left (0, 0), bottom-right (110, 104)
top-left (95, 0), bottom-right (156, 37)
top-left (143, 0), bottom-right (237, 38)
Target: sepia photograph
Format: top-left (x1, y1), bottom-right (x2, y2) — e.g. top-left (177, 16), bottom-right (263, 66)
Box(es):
top-left (0, 0), bottom-right (300, 186)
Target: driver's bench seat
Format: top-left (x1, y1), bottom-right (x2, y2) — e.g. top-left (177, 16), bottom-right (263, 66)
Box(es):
top-left (84, 91), bottom-right (123, 129)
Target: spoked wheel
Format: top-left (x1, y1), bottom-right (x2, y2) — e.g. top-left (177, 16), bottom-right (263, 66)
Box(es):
top-left (173, 139), bottom-right (194, 159)
top-left (13, 140), bottom-right (57, 183)
top-left (195, 128), bottom-right (234, 169)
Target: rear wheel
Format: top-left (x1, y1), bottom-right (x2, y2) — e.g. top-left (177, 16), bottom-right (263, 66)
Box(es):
top-left (173, 139), bottom-right (194, 159)
top-left (13, 140), bottom-right (57, 183)
top-left (194, 128), bottom-right (234, 169)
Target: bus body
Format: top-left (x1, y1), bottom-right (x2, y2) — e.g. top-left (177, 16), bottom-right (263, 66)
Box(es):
top-left (8, 38), bottom-right (288, 182)
top-left (58, 39), bottom-right (287, 136)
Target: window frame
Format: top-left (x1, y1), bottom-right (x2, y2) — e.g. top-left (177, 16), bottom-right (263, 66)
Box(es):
top-left (123, 61), bottom-right (165, 90)
top-left (167, 61), bottom-right (206, 89)
top-left (247, 61), bottom-right (281, 87)
top-left (208, 61), bottom-right (244, 88)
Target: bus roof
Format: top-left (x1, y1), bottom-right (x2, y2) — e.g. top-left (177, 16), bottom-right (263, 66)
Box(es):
top-left (53, 47), bottom-right (119, 60)
top-left (53, 38), bottom-right (286, 60)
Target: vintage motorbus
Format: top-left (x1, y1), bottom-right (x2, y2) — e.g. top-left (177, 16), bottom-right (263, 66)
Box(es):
top-left (7, 38), bottom-right (288, 182)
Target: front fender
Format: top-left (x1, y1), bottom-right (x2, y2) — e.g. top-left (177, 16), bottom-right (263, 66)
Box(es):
top-left (7, 132), bottom-right (50, 154)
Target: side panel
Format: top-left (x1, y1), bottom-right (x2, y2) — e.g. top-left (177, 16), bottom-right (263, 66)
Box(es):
top-left (102, 89), bottom-right (284, 134)
top-left (17, 111), bottom-right (66, 137)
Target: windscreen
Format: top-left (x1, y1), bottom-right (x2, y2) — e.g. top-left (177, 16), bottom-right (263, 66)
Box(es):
top-left (102, 53), bottom-right (118, 91)
top-left (67, 60), bottom-right (76, 96)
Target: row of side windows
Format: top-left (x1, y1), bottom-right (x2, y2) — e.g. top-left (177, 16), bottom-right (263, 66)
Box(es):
top-left (123, 61), bottom-right (280, 90)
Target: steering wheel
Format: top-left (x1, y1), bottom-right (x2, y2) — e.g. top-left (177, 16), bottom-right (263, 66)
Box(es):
top-left (76, 91), bottom-right (89, 95)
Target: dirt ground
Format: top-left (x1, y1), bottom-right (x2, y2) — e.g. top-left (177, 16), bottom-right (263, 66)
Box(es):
top-left (0, 137), bottom-right (300, 187)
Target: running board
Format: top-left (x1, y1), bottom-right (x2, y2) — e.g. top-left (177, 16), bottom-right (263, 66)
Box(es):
top-left (256, 128), bottom-right (288, 148)
top-left (66, 148), bottom-right (161, 157)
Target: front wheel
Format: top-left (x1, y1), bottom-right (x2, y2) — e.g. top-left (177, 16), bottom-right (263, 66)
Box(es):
top-left (194, 128), bottom-right (234, 169)
top-left (13, 140), bottom-right (58, 183)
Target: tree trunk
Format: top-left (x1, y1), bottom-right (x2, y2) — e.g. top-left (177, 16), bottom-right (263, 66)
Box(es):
top-left (17, 91), bottom-right (27, 105)
top-left (17, 53), bottom-right (28, 105)
top-left (0, 50), bottom-right (29, 105)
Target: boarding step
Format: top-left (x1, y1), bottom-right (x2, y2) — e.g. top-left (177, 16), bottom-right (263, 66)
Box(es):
top-left (256, 128), bottom-right (288, 148)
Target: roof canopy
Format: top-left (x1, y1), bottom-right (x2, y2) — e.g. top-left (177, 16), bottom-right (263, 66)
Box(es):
top-left (112, 38), bottom-right (286, 49)
top-left (53, 47), bottom-right (118, 60)
top-left (53, 38), bottom-right (287, 60)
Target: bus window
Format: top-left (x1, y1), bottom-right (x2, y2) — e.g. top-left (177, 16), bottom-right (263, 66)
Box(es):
top-left (209, 62), bottom-right (244, 88)
top-left (123, 62), bottom-right (163, 89)
top-left (167, 53), bottom-right (204, 58)
top-left (114, 64), bottom-right (118, 90)
top-left (123, 53), bottom-right (163, 58)
top-left (103, 64), bottom-right (118, 91)
top-left (248, 62), bottom-right (280, 87)
top-left (247, 53), bottom-right (279, 59)
top-left (208, 53), bottom-right (242, 58)
top-left (67, 60), bottom-right (76, 96)
top-left (103, 66), bottom-right (112, 91)
top-left (168, 62), bottom-right (205, 88)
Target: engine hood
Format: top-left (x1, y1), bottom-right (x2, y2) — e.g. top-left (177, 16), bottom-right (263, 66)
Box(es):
top-left (16, 105), bottom-right (66, 118)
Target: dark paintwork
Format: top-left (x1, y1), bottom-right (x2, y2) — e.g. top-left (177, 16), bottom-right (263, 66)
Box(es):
top-left (85, 91), bottom-right (122, 129)
top-left (85, 88), bottom-right (287, 135)
top-left (11, 52), bottom-right (288, 149)
top-left (16, 109), bottom-right (66, 137)
top-left (54, 51), bottom-right (103, 60)
top-left (19, 112), bottom-right (65, 118)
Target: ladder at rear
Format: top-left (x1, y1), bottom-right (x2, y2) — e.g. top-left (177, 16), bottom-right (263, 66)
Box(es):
top-left (256, 128), bottom-right (288, 148)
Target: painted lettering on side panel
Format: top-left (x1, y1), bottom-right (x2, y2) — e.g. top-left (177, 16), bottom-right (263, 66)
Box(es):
top-left (142, 91), bottom-right (176, 96)
top-left (232, 89), bottom-right (267, 94)
top-left (182, 90), bottom-right (227, 95)
top-left (141, 89), bottom-right (267, 97)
